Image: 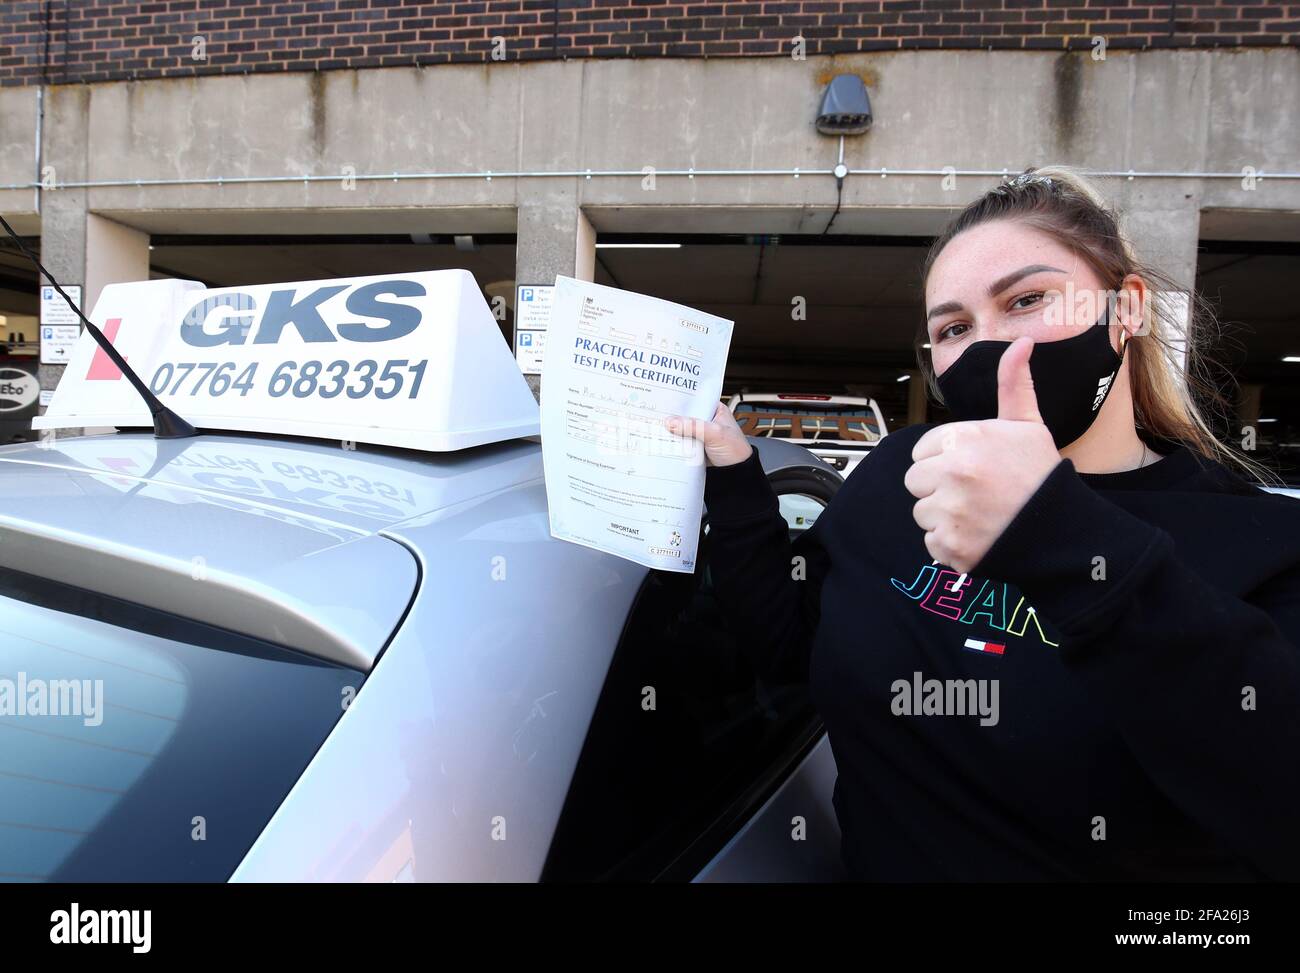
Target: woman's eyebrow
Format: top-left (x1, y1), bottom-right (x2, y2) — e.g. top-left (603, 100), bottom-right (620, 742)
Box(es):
top-left (926, 264), bottom-right (1068, 322)
top-left (986, 263), bottom-right (1067, 297)
top-left (926, 300), bottom-right (963, 322)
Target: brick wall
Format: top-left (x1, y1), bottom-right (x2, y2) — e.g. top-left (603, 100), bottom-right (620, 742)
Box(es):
top-left (2, 1), bottom-right (1296, 87)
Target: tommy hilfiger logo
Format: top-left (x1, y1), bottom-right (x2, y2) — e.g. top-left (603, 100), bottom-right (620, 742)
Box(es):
top-left (963, 638), bottom-right (1005, 656)
top-left (889, 561), bottom-right (1059, 650)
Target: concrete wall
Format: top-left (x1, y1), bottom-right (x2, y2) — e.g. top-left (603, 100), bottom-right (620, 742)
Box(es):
top-left (23, 49), bottom-right (1300, 229)
top-left (0, 85), bottom-right (40, 233)
top-left (9, 47), bottom-right (1300, 404)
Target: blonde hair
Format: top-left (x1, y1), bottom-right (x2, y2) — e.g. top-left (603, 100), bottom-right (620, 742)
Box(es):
top-left (918, 164), bottom-right (1280, 487)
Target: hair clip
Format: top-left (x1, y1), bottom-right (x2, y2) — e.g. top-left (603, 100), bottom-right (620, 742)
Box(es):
top-left (996, 171), bottom-right (1057, 192)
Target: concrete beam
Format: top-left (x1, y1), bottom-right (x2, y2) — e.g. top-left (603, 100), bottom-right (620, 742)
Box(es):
top-left (23, 49), bottom-right (1300, 225)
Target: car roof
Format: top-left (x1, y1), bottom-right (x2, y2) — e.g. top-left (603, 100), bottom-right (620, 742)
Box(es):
top-left (0, 431), bottom-right (832, 674)
top-left (0, 431), bottom-right (543, 531)
top-left (0, 431), bottom-right (542, 667)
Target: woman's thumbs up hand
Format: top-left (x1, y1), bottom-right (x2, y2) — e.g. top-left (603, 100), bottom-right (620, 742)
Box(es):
top-left (993, 332), bottom-right (1047, 425)
top-left (664, 402), bottom-right (754, 468)
top-left (904, 336), bottom-right (1061, 574)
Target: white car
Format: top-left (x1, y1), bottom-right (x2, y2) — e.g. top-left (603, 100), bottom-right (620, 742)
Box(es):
top-left (727, 392), bottom-right (887, 478)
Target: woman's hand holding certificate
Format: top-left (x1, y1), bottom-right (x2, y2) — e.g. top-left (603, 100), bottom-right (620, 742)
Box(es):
top-left (663, 403), bottom-right (752, 468)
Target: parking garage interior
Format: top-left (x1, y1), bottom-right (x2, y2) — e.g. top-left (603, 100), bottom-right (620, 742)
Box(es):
top-left (1, 225), bottom-right (1297, 483)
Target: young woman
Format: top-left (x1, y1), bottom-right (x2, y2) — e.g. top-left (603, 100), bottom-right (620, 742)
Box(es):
top-left (664, 167), bottom-right (1300, 881)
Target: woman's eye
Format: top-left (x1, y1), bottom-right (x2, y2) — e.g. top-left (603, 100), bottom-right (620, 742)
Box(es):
top-left (937, 323), bottom-right (969, 341)
top-left (1011, 291), bottom-right (1044, 310)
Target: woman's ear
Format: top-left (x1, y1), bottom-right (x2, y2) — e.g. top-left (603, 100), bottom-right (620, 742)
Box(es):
top-left (1114, 273), bottom-right (1149, 340)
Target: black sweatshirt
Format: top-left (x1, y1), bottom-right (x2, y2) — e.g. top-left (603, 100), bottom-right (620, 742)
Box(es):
top-left (703, 422), bottom-right (1300, 881)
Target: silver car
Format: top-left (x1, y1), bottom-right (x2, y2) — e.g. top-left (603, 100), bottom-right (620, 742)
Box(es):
top-left (0, 429), bottom-right (845, 882)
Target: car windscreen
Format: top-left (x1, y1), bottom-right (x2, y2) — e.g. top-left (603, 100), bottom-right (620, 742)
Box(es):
top-left (0, 566), bottom-right (362, 882)
top-left (733, 401), bottom-right (881, 443)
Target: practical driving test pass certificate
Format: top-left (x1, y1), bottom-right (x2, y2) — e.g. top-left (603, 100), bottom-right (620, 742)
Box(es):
top-left (540, 275), bottom-right (735, 573)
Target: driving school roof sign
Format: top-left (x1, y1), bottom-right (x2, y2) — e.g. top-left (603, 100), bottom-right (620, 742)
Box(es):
top-left (33, 270), bottom-right (541, 452)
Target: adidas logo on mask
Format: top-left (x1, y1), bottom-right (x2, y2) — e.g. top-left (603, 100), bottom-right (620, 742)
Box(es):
top-left (1091, 372), bottom-right (1115, 412)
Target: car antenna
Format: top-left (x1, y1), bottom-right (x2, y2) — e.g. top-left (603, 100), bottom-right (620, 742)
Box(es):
top-left (0, 213), bottom-right (196, 439)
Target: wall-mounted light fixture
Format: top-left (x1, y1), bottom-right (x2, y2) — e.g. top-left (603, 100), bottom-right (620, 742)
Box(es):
top-left (815, 74), bottom-right (873, 214)
top-left (816, 75), bottom-right (873, 136)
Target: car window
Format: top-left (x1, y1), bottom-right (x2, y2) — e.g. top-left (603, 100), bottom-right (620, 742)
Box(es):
top-left (543, 475), bottom-right (832, 881)
top-left (0, 567), bottom-right (362, 882)
top-left (842, 417), bottom-right (878, 441)
top-left (801, 415), bottom-right (839, 441)
top-left (749, 415), bottom-right (793, 438)
top-left (734, 402), bottom-right (881, 444)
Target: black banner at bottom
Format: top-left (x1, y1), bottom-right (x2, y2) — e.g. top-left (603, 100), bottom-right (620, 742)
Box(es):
top-left (0, 881), bottom-right (1286, 958)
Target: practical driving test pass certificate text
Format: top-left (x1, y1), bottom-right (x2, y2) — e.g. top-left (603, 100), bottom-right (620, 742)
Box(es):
top-left (540, 275), bottom-right (735, 573)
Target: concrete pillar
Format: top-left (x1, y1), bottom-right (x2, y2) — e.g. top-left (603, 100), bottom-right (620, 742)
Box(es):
top-left (37, 86), bottom-right (90, 408)
top-left (85, 214), bottom-right (150, 313)
top-left (38, 88), bottom-right (152, 437)
top-left (80, 215), bottom-right (150, 436)
top-left (1122, 201), bottom-right (1201, 294)
top-left (514, 185), bottom-right (596, 399)
top-left (35, 206), bottom-right (150, 437)
top-left (1118, 195), bottom-right (1201, 380)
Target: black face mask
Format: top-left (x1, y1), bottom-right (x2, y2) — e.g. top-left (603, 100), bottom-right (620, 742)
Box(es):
top-left (934, 303), bottom-right (1125, 449)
